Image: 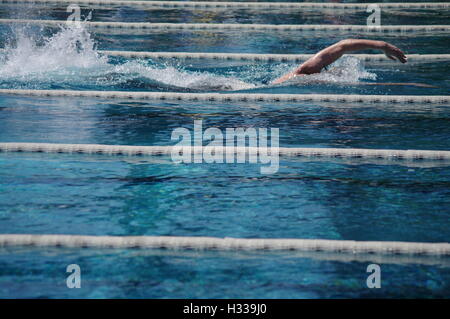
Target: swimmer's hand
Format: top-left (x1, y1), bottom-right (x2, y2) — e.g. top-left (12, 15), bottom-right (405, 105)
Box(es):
top-left (383, 43), bottom-right (407, 63)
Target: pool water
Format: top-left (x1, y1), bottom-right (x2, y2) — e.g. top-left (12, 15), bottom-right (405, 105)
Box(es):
top-left (0, 0), bottom-right (449, 298)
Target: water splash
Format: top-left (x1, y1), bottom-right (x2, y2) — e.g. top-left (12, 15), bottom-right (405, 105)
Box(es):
top-left (1, 25), bottom-right (108, 79)
top-left (279, 56), bottom-right (377, 86)
top-left (0, 25), bottom-right (255, 91)
top-left (0, 24), bottom-right (375, 91)
top-left (108, 60), bottom-right (256, 91)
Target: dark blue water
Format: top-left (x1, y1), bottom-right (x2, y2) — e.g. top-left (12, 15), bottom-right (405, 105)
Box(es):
top-left (1, 246), bottom-right (450, 298)
top-left (0, 2), bottom-right (449, 298)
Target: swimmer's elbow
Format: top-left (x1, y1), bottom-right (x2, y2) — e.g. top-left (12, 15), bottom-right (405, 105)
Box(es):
top-left (297, 61), bottom-right (322, 75)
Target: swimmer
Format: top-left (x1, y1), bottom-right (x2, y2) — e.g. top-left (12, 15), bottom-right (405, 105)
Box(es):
top-left (272, 39), bottom-right (407, 85)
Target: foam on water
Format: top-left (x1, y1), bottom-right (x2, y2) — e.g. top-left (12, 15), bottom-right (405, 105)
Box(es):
top-left (0, 25), bottom-right (109, 78)
top-left (0, 25), bottom-right (255, 91)
top-left (278, 56), bottom-right (377, 86)
top-left (0, 24), bottom-right (376, 92)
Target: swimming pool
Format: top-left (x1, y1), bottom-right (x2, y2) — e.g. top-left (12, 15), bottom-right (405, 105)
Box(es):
top-left (0, 0), bottom-right (449, 298)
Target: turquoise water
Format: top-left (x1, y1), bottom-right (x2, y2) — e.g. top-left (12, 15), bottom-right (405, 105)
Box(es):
top-left (0, 1), bottom-right (449, 298)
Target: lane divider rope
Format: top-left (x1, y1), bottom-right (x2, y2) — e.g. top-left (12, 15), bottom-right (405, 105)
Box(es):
top-left (1, 49), bottom-right (448, 63)
top-left (1, 143), bottom-right (450, 160)
top-left (100, 51), bottom-right (450, 63)
top-left (0, 89), bottom-right (449, 104)
top-left (1, 19), bottom-right (449, 33)
top-left (0, 234), bottom-right (449, 255)
top-left (0, 0), bottom-right (448, 10)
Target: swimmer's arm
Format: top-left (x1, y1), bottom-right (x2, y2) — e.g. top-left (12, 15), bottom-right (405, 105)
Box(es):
top-left (272, 39), bottom-right (407, 84)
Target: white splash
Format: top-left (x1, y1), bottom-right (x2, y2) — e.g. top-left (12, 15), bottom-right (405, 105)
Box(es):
top-left (109, 61), bottom-right (256, 91)
top-left (278, 56), bottom-right (377, 86)
top-left (0, 25), bottom-right (376, 91)
top-left (0, 25), bottom-right (255, 91)
top-left (0, 25), bottom-right (108, 79)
